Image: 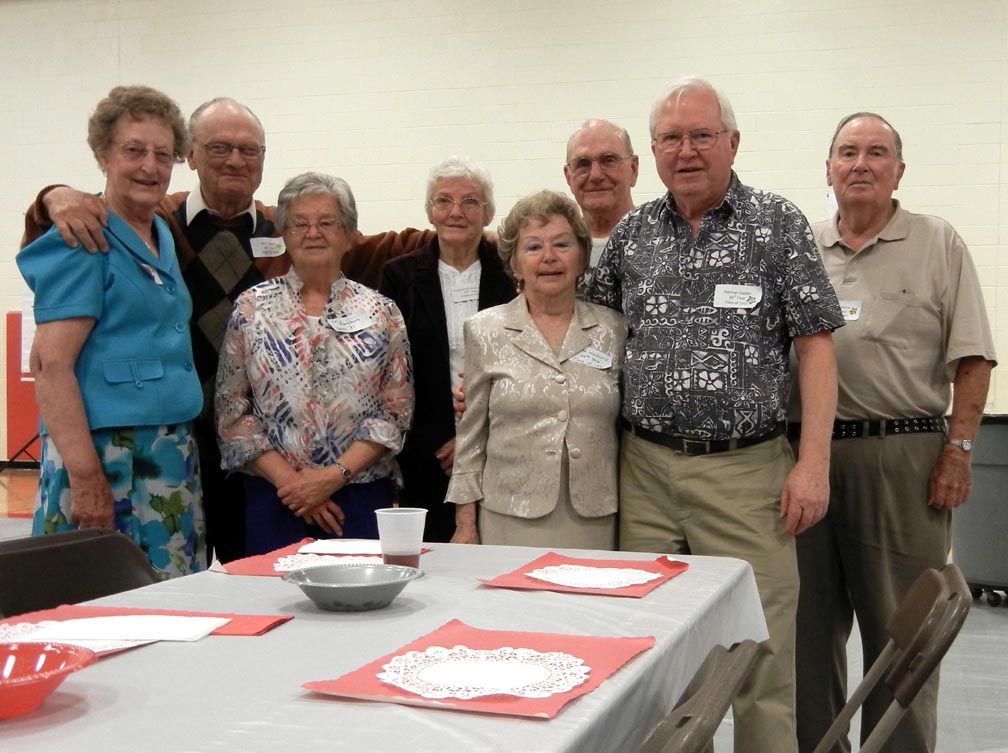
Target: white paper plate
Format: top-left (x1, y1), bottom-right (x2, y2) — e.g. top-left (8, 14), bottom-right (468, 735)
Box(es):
top-left (0, 620), bottom-right (152, 654)
top-left (297, 539), bottom-right (383, 555)
top-left (525, 564), bottom-right (661, 589)
top-left (274, 553), bottom-right (383, 572)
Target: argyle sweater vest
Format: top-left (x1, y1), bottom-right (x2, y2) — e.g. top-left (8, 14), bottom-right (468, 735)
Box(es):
top-left (168, 204), bottom-right (289, 419)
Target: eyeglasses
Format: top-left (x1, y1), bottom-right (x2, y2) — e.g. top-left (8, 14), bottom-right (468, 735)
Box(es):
top-left (287, 217), bottom-right (343, 235)
top-left (429, 196), bottom-right (487, 213)
top-left (652, 129), bottom-right (730, 153)
top-left (566, 153), bottom-right (633, 176)
top-left (116, 142), bottom-right (180, 165)
top-left (201, 142), bottom-right (266, 160)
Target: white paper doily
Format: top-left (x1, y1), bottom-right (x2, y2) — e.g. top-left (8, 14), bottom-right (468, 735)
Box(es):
top-left (0, 620), bottom-right (152, 654)
top-left (525, 564), bottom-right (662, 589)
top-left (273, 553), bottom-right (383, 572)
top-left (377, 644), bottom-right (590, 699)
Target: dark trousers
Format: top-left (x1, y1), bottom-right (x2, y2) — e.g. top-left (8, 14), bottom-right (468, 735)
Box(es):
top-left (243, 474), bottom-right (394, 556)
top-left (397, 450), bottom-right (456, 543)
top-left (195, 417), bottom-right (246, 564)
top-left (795, 433), bottom-right (949, 753)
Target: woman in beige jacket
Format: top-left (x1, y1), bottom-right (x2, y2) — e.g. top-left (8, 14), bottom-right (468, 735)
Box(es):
top-left (446, 190), bottom-right (626, 549)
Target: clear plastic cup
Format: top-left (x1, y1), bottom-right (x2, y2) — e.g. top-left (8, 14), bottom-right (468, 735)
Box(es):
top-left (375, 507), bottom-right (427, 568)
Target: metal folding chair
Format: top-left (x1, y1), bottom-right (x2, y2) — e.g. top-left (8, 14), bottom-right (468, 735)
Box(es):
top-left (0, 529), bottom-right (158, 617)
top-left (812, 563), bottom-right (972, 753)
top-left (637, 639), bottom-right (760, 753)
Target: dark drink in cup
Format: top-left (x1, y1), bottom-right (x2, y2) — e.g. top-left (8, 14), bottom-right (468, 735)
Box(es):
top-left (383, 553), bottom-right (420, 568)
top-left (376, 507), bottom-right (426, 570)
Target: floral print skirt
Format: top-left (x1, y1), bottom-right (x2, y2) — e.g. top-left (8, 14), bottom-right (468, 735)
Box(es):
top-left (32, 423), bottom-right (206, 579)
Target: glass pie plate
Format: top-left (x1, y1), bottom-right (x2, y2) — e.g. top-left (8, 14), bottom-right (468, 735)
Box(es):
top-left (377, 644), bottom-right (590, 699)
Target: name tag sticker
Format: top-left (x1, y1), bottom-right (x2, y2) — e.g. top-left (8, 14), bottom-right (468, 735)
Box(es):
top-left (327, 313), bottom-right (374, 332)
top-left (250, 237), bottom-right (286, 258)
top-left (713, 284), bottom-right (762, 309)
top-left (138, 263), bottom-right (163, 285)
top-left (838, 300), bottom-right (862, 321)
top-left (453, 285), bottom-right (479, 305)
top-left (570, 346), bottom-right (613, 369)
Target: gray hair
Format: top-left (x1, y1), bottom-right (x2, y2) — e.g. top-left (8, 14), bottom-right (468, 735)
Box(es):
top-left (497, 190), bottom-right (592, 276)
top-left (276, 172), bottom-right (358, 234)
top-left (566, 119), bottom-right (634, 162)
top-left (828, 111), bottom-right (904, 161)
top-left (188, 97), bottom-right (265, 142)
top-left (426, 155), bottom-right (495, 219)
top-left (648, 76), bottom-right (738, 138)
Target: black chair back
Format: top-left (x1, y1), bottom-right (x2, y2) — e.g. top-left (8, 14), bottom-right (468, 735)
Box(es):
top-left (0, 530), bottom-right (158, 617)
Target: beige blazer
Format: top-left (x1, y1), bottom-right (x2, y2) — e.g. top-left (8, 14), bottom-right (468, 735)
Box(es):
top-left (446, 295), bottom-right (627, 519)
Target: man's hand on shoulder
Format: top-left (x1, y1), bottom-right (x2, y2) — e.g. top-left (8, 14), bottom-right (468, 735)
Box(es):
top-left (44, 187), bottom-right (110, 253)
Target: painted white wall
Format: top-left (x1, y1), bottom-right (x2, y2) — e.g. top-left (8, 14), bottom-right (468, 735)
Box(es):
top-left (1, 0), bottom-right (1005, 454)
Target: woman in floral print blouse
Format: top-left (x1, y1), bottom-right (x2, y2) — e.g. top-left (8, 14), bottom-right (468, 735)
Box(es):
top-left (215, 172), bottom-right (414, 554)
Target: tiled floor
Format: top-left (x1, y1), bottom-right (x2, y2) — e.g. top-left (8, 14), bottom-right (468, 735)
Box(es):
top-left (2, 468), bottom-right (1006, 750)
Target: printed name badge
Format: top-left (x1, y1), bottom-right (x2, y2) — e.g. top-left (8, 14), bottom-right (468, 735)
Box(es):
top-left (327, 313), bottom-right (374, 332)
top-left (453, 284), bottom-right (479, 305)
top-left (138, 263), bottom-right (163, 285)
top-left (250, 237), bottom-right (286, 258)
top-left (713, 284), bottom-right (762, 309)
top-left (569, 346), bottom-right (613, 369)
top-left (838, 300), bottom-right (863, 321)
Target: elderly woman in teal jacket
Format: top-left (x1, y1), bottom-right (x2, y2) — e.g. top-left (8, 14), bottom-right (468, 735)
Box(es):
top-left (17, 86), bottom-right (205, 578)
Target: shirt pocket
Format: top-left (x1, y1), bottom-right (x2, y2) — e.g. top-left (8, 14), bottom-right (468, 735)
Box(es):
top-left (860, 290), bottom-right (924, 350)
top-left (104, 359), bottom-right (165, 388)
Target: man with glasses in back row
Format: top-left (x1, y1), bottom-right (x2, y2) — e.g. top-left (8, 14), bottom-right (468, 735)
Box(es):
top-left (21, 97), bottom-right (432, 563)
top-left (562, 118), bottom-right (639, 288)
top-left (585, 77), bottom-right (845, 752)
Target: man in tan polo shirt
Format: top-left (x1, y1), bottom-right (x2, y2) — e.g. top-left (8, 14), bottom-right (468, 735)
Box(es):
top-left (790, 112), bottom-right (996, 753)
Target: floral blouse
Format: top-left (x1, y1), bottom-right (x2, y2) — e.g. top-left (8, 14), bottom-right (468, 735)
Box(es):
top-left (215, 268), bottom-right (414, 485)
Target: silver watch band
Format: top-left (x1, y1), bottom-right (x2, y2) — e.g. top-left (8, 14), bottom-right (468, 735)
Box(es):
top-left (945, 438), bottom-right (974, 452)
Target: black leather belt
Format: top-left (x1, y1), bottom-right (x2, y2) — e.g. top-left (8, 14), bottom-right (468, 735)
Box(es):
top-left (788, 416), bottom-right (946, 441)
top-left (622, 420), bottom-right (786, 456)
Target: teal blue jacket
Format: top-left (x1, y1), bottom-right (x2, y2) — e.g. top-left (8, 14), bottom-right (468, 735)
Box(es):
top-left (17, 211), bottom-right (203, 433)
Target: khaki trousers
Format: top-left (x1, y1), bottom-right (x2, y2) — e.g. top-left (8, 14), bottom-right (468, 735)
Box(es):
top-left (620, 431), bottom-right (798, 753)
top-left (795, 433), bottom-right (949, 753)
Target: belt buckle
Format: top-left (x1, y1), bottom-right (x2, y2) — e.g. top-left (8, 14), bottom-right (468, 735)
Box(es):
top-left (681, 438), bottom-right (709, 456)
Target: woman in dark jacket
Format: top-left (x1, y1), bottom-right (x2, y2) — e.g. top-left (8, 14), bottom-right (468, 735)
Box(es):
top-left (379, 156), bottom-right (515, 542)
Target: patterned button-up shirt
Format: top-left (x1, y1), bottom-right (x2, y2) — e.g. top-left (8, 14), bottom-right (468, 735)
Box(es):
top-left (215, 268), bottom-right (414, 483)
top-left (586, 174), bottom-right (843, 440)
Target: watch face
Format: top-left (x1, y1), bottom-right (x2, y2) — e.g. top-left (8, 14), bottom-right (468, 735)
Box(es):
top-left (961, 439), bottom-right (973, 452)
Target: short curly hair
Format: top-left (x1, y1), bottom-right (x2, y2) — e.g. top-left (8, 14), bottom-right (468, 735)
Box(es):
top-left (497, 190), bottom-right (592, 276)
top-left (276, 171), bottom-right (358, 235)
top-left (87, 85), bottom-right (188, 164)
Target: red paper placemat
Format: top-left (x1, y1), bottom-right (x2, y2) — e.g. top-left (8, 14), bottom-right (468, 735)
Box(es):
top-left (479, 552), bottom-right (688, 597)
top-left (219, 539), bottom-right (431, 576)
top-left (303, 619), bottom-right (654, 718)
top-left (218, 539), bottom-right (316, 576)
top-left (0, 604), bottom-right (292, 637)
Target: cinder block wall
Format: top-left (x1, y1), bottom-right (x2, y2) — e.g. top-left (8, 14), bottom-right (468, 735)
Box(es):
top-left (1, 0), bottom-right (1005, 454)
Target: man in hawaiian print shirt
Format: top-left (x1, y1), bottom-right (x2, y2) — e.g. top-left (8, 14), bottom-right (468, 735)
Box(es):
top-left (586, 77), bottom-right (844, 753)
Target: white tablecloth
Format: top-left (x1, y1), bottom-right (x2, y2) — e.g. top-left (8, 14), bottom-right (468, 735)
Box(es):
top-left (0, 543), bottom-right (768, 753)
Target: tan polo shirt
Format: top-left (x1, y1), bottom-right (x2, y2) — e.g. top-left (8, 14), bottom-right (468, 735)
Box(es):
top-left (812, 202), bottom-right (995, 421)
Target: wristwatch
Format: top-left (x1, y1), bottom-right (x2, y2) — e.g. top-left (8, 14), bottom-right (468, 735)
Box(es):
top-left (334, 461), bottom-right (353, 480)
top-left (945, 438), bottom-right (974, 452)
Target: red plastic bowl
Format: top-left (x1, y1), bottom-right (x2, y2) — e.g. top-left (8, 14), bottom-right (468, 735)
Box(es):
top-left (0, 642), bottom-right (97, 720)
